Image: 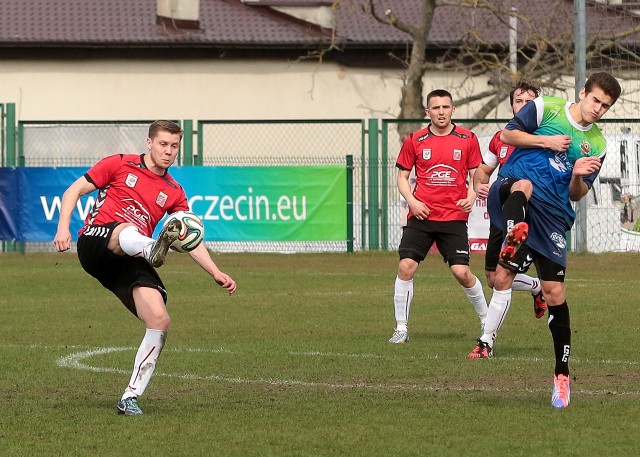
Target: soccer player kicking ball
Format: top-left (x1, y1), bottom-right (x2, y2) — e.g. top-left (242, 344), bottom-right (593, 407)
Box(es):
top-left (53, 120), bottom-right (237, 415)
top-left (467, 72), bottom-right (621, 409)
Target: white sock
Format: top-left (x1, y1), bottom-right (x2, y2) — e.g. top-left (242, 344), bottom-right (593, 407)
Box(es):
top-left (512, 274), bottom-right (541, 294)
top-left (122, 328), bottom-right (167, 400)
top-left (119, 225), bottom-right (154, 258)
top-left (480, 288), bottom-right (512, 346)
top-left (463, 276), bottom-right (488, 326)
top-left (393, 277), bottom-right (413, 332)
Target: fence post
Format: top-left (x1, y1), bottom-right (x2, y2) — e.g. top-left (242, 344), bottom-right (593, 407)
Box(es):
top-left (368, 118), bottom-right (379, 250)
top-left (380, 121), bottom-right (389, 250)
top-left (346, 154), bottom-right (354, 253)
top-left (5, 103), bottom-right (16, 167)
top-left (3, 104), bottom-right (22, 253)
top-left (360, 120), bottom-right (367, 250)
top-left (182, 119), bottom-right (194, 166)
top-left (195, 121), bottom-right (204, 166)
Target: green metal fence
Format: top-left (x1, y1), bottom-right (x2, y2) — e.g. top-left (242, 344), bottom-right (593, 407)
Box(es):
top-left (1, 103), bottom-right (16, 167)
top-left (195, 119), bottom-right (365, 253)
top-left (379, 118), bottom-right (640, 254)
top-left (4, 113), bottom-right (640, 253)
top-left (8, 118), bottom-right (368, 253)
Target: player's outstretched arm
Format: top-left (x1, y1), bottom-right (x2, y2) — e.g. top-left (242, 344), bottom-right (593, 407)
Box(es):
top-left (53, 176), bottom-right (97, 252)
top-left (188, 242), bottom-right (237, 295)
top-left (501, 129), bottom-right (572, 153)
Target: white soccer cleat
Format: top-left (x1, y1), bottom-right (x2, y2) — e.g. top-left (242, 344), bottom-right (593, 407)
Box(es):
top-left (388, 329), bottom-right (409, 344)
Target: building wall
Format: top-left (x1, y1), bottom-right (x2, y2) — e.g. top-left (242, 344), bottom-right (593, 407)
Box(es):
top-left (0, 58), bottom-right (512, 121)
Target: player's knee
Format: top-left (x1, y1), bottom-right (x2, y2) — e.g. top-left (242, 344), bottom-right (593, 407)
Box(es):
top-left (160, 314), bottom-right (171, 330)
top-left (147, 312), bottom-right (170, 331)
top-left (493, 267), bottom-right (515, 290)
top-left (397, 258), bottom-right (418, 280)
top-left (109, 223), bottom-right (137, 255)
top-left (450, 265), bottom-right (474, 287)
top-left (541, 284), bottom-right (565, 306)
top-left (512, 179), bottom-right (533, 198)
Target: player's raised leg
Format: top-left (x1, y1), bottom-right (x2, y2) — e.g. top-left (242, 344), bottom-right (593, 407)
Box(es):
top-left (512, 274), bottom-right (546, 319)
top-left (499, 221), bottom-right (528, 264)
top-left (147, 219), bottom-right (181, 267)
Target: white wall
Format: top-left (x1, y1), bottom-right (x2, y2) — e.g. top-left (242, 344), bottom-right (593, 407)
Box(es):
top-left (0, 58), bottom-right (509, 121)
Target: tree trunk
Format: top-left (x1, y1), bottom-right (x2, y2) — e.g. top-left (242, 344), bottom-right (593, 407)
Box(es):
top-left (397, 0), bottom-right (436, 139)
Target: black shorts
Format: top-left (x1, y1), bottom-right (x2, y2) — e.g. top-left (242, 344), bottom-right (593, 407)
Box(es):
top-left (531, 250), bottom-right (566, 283)
top-left (399, 218), bottom-right (470, 266)
top-left (77, 222), bottom-right (168, 317)
top-left (485, 223), bottom-right (533, 275)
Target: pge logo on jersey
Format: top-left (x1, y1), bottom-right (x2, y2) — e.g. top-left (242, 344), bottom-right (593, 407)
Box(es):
top-left (425, 164), bottom-right (458, 186)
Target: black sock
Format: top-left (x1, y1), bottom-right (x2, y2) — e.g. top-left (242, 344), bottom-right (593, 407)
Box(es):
top-left (548, 302), bottom-right (571, 376)
top-left (502, 191), bottom-right (528, 232)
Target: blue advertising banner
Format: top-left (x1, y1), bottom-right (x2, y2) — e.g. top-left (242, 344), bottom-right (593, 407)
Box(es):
top-left (0, 168), bottom-right (19, 240)
top-left (0, 166), bottom-right (347, 242)
top-left (0, 167), bottom-right (88, 242)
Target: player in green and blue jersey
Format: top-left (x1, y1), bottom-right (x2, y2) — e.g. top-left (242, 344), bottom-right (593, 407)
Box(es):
top-left (468, 72), bottom-right (622, 409)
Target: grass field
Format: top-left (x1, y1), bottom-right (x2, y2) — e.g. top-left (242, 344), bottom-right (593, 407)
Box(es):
top-left (0, 250), bottom-right (639, 456)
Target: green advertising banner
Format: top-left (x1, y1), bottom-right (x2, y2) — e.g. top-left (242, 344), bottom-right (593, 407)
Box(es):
top-left (176, 166), bottom-right (347, 242)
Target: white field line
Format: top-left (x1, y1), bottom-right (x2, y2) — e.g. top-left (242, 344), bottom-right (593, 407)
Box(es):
top-left (36, 347), bottom-right (640, 396)
top-left (10, 344), bottom-right (626, 397)
top-left (288, 350), bottom-right (640, 366)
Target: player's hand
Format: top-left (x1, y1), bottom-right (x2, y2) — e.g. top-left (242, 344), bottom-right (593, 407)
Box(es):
top-left (456, 197), bottom-right (474, 213)
top-left (53, 229), bottom-right (72, 252)
top-left (475, 183), bottom-right (490, 200)
top-left (213, 271), bottom-right (237, 295)
top-left (408, 200), bottom-right (430, 220)
top-left (573, 156), bottom-right (602, 176)
top-left (544, 135), bottom-right (572, 152)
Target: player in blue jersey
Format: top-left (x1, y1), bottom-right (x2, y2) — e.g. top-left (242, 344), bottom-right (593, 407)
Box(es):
top-left (467, 72), bottom-right (622, 409)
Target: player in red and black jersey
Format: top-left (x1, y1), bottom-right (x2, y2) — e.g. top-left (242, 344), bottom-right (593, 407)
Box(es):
top-left (54, 120), bottom-right (236, 416)
top-left (388, 89), bottom-right (488, 344)
top-left (468, 81), bottom-right (545, 360)
top-left (79, 152), bottom-right (188, 237)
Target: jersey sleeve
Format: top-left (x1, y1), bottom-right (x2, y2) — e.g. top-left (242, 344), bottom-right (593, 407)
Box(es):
top-left (395, 134), bottom-right (416, 171)
top-left (84, 154), bottom-right (122, 188)
top-left (467, 133), bottom-right (482, 169)
top-left (482, 132), bottom-right (501, 168)
top-left (163, 177), bottom-right (190, 215)
top-left (504, 96), bottom-right (543, 133)
top-left (168, 194), bottom-right (190, 214)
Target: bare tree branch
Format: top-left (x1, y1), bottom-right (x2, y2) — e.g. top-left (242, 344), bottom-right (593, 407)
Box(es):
top-left (360, 0), bottom-right (640, 127)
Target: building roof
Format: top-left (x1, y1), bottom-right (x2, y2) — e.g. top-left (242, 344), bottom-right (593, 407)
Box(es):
top-left (0, 0), bottom-right (638, 50)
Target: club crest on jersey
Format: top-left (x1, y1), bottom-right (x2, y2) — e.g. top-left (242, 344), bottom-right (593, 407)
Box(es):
top-left (156, 192), bottom-right (168, 207)
top-left (500, 146), bottom-right (509, 158)
top-left (125, 173), bottom-right (138, 188)
top-left (453, 149), bottom-right (462, 160)
top-left (581, 141), bottom-right (591, 156)
top-left (422, 149), bottom-right (431, 160)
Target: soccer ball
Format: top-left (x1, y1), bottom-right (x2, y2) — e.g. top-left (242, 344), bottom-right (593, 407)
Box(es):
top-left (164, 210), bottom-right (204, 253)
